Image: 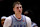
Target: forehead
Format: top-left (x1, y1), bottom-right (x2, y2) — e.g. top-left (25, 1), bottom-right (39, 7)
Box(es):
top-left (15, 4), bottom-right (22, 7)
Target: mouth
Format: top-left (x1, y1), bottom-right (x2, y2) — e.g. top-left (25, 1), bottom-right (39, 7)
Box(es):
top-left (19, 10), bottom-right (20, 12)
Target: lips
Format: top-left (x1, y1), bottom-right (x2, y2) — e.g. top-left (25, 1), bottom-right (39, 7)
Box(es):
top-left (19, 10), bottom-right (20, 12)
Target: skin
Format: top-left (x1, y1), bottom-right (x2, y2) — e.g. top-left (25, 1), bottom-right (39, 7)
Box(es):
top-left (24, 11), bottom-right (29, 15)
top-left (1, 19), bottom-right (5, 26)
top-left (13, 4), bottom-right (23, 19)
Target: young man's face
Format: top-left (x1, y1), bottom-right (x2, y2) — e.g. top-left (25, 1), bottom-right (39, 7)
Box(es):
top-left (13, 4), bottom-right (22, 14)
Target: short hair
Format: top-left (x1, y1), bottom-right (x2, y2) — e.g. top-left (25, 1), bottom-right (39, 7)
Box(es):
top-left (13, 1), bottom-right (22, 8)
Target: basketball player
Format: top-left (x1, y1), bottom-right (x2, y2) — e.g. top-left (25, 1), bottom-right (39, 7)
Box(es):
top-left (3, 1), bottom-right (31, 27)
top-left (1, 16), bottom-right (7, 27)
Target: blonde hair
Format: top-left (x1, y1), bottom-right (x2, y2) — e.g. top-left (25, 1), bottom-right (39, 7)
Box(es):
top-left (13, 1), bottom-right (22, 8)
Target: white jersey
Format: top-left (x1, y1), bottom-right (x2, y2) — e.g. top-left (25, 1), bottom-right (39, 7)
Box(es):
top-left (3, 14), bottom-right (31, 27)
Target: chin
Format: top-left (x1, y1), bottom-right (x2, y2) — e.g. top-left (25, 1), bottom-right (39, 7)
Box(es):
top-left (18, 13), bottom-right (21, 14)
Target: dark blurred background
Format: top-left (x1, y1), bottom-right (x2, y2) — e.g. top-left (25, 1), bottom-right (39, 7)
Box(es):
top-left (0, 0), bottom-right (40, 27)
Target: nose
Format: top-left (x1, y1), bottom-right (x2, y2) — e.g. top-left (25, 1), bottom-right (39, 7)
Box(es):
top-left (19, 8), bottom-right (20, 10)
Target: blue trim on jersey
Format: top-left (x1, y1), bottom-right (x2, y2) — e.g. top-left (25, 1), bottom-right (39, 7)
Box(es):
top-left (11, 14), bottom-right (27, 27)
top-left (13, 15), bottom-right (23, 22)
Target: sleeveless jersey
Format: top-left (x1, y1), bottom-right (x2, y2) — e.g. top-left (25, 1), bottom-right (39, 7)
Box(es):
top-left (11, 14), bottom-right (27, 27)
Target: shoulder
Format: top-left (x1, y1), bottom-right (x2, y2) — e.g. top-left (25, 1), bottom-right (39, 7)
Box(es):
top-left (22, 15), bottom-right (31, 21)
top-left (25, 16), bottom-right (31, 20)
top-left (24, 15), bottom-right (31, 22)
top-left (3, 16), bottom-right (12, 27)
top-left (23, 15), bottom-right (31, 20)
top-left (5, 16), bottom-right (12, 22)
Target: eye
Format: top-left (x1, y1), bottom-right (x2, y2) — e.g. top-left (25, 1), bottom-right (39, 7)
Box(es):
top-left (20, 7), bottom-right (21, 8)
top-left (17, 7), bottom-right (19, 9)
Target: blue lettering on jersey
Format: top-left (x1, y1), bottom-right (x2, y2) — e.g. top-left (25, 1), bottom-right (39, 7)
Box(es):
top-left (14, 25), bottom-right (26, 27)
top-left (17, 25), bottom-right (19, 27)
top-left (14, 25), bottom-right (16, 27)
top-left (20, 25), bottom-right (22, 27)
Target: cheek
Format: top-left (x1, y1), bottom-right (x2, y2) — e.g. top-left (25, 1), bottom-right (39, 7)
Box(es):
top-left (14, 9), bottom-right (18, 13)
top-left (15, 9), bottom-right (18, 12)
top-left (21, 9), bottom-right (22, 12)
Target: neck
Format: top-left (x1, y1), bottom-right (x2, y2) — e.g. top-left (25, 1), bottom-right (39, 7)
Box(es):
top-left (15, 14), bottom-right (21, 19)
